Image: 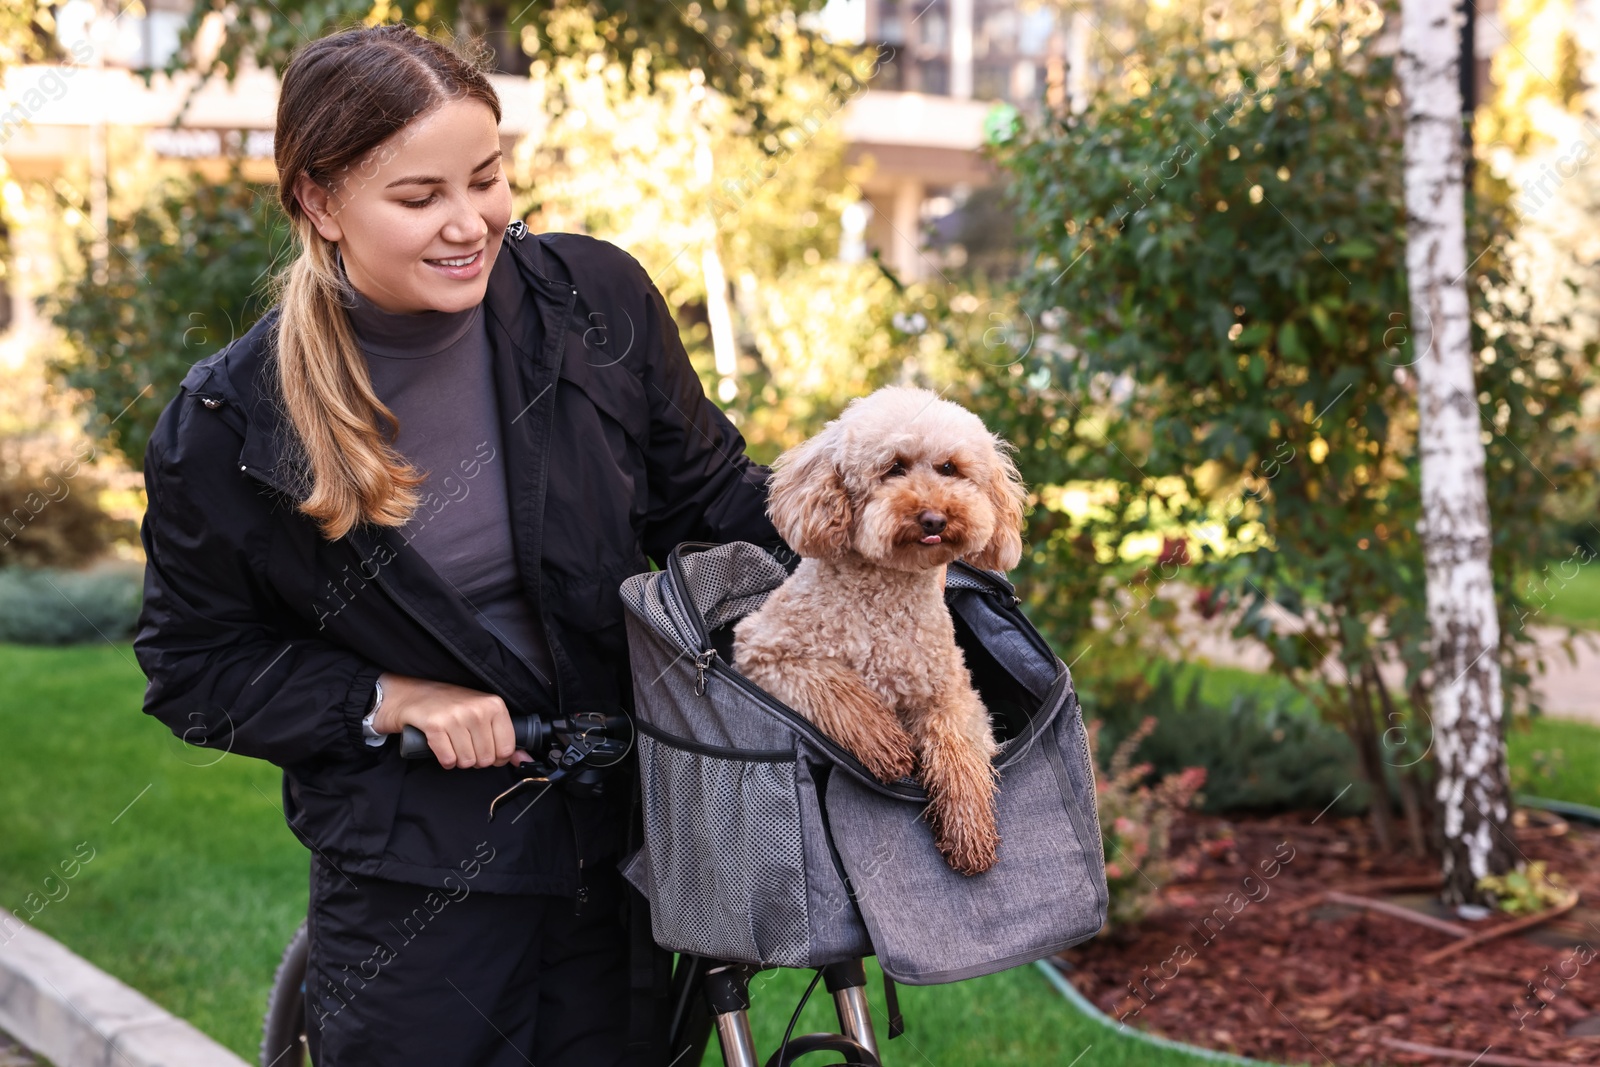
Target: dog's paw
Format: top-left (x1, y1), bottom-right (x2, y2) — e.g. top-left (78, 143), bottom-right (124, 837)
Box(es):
top-left (935, 826), bottom-right (1000, 876)
top-left (928, 798), bottom-right (1001, 876)
top-left (856, 734), bottom-right (917, 784)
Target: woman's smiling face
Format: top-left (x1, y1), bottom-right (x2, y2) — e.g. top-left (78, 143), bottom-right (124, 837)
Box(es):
top-left (294, 97), bottom-right (513, 315)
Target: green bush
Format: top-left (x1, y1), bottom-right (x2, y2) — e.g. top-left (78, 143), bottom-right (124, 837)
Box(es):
top-left (42, 166), bottom-right (288, 472)
top-left (1088, 714), bottom-right (1207, 927)
top-left (0, 454), bottom-right (131, 568)
top-left (0, 565), bottom-right (143, 645)
top-left (1083, 666), bottom-right (1367, 816)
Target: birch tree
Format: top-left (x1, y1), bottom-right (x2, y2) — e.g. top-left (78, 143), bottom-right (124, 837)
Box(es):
top-left (1398, 0), bottom-right (1514, 905)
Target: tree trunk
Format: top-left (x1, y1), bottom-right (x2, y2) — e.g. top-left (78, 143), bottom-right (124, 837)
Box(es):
top-left (1398, 0), bottom-right (1516, 906)
top-left (1346, 666), bottom-right (1396, 853)
top-left (1366, 660), bottom-right (1429, 857)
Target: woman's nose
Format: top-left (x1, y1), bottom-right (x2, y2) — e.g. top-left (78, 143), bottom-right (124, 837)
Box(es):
top-left (443, 196), bottom-right (488, 243)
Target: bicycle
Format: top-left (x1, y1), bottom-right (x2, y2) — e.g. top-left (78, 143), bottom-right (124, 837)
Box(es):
top-left (261, 931), bottom-right (890, 1067)
top-left (259, 712), bottom-right (892, 1067)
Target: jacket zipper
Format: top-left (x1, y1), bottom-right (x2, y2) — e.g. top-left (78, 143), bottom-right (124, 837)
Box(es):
top-left (562, 797), bottom-right (589, 916)
top-left (238, 465), bottom-right (539, 719)
top-left (366, 562), bottom-right (509, 702)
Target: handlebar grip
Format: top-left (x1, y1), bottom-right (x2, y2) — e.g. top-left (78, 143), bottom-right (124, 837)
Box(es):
top-left (399, 725), bottom-right (431, 760)
top-left (399, 716), bottom-right (545, 761)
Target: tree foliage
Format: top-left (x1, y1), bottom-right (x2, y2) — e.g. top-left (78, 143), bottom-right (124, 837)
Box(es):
top-left (0, 0), bottom-right (64, 71)
top-left (515, 32), bottom-right (914, 459)
top-left (40, 167), bottom-right (288, 470)
top-left (975, 10), bottom-right (1592, 842)
top-left (155, 0), bottom-right (851, 138)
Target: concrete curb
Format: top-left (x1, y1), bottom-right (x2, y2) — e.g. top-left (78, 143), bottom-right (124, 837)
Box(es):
top-left (0, 921), bottom-right (249, 1067)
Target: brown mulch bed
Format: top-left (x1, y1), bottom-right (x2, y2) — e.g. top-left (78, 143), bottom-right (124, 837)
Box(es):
top-left (1056, 807), bottom-right (1600, 1065)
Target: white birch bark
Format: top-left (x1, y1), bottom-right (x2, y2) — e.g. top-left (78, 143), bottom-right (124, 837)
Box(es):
top-left (1398, 0), bottom-right (1514, 904)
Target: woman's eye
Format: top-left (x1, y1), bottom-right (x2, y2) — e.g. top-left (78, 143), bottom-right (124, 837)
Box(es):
top-left (401, 179), bottom-right (499, 209)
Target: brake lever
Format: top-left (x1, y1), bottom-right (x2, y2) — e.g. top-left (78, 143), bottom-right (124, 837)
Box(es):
top-left (488, 773), bottom-right (559, 821)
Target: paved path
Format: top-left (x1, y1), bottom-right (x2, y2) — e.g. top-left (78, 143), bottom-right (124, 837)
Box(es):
top-left (1520, 626), bottom-right (1600, 724)
top-left (1104, 586), bottom-right (1600, 724)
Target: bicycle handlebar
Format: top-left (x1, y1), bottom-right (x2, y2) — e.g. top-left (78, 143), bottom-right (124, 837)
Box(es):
top-left (398, 715), bottom-right (547, 760)
top-left (398, 710), bottom-right (634, 767)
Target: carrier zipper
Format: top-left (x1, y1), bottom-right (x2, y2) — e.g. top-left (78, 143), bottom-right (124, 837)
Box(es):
top-left (693, 649), bottom-right (716, 695)
top-left (1069, 697), bottom-right (1104, 855)
top-left (947, 563), bottom-right (1056, 662)
top-left (947, 559), bottom-right (1021, 602)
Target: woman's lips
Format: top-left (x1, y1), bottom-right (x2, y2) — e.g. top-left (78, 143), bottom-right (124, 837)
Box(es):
top-left (424, 249), bottom-right (484, 279)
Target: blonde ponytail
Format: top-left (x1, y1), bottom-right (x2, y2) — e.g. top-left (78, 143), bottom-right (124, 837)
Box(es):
top-left (267, 225), bottom-right (427, 541)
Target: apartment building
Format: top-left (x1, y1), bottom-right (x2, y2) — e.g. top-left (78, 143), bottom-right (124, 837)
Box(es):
top-left (0, 0), bottom-right (1074, 355)
top-left (821, 0), bottom-right (1070, 281)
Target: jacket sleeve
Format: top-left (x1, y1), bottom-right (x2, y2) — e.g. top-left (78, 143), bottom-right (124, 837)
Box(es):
top-left (133, 397), bottom-right (386, 767)
top-left (628, 255), bottom-right (790, 566)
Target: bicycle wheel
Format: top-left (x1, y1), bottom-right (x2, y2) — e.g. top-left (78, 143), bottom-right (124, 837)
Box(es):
top-left (260, 919), bottom-right (310, 1067)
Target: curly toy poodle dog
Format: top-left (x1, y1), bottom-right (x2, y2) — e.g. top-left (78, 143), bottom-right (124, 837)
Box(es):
top-left (731, 386), bottom-right (1029, 876)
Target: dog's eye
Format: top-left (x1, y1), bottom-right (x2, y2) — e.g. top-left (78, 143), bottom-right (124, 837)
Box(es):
top-left (885, 461), bottom-right (907, 478)
top-left (939, 461), bottom-right (958, 476)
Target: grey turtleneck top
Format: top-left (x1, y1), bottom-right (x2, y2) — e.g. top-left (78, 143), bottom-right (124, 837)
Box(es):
top-left (341, 267), bottom-right (556, 694)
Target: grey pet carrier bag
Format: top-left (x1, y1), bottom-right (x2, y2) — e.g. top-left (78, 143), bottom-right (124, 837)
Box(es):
top-left (617, 540), bottom-right (1109, 985)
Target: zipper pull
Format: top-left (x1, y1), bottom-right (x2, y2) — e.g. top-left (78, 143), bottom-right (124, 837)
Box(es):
top-left (693, 649), bottom-right (716, 695)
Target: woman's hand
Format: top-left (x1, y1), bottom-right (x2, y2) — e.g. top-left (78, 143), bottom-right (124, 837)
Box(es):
top-left (370, 672), bottom-right (532, 769)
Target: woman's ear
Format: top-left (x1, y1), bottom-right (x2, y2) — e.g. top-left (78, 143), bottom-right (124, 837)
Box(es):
top-left (765, 429), bottom-right (852, 559)
top-left (295, 175), bottom-right (345, 242)
top-left (964, 438), bottom-right (1028, 573)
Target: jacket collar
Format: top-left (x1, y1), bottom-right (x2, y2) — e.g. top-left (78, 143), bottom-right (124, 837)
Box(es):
top-left (190, 223), bottom-right (567, 500)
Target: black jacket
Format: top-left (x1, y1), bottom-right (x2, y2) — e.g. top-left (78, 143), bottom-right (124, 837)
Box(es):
top-left (134, 224), bottom-right (785, 895)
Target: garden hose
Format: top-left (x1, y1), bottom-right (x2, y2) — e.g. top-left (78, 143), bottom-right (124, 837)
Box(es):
top-left (1516, 793), bottom-right (1600, 827)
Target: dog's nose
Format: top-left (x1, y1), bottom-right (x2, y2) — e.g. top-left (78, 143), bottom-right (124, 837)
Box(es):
top-left (919, 511), bottom-right (947, 535)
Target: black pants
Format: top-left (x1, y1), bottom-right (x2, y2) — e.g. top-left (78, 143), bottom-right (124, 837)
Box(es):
top-left (303, 851), bottom-right (667, 1067)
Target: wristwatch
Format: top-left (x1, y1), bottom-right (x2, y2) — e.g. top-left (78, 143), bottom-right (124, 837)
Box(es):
top-left (360, 677), bottom-right (387, 746)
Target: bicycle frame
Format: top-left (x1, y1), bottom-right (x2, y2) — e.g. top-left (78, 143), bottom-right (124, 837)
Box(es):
top-left (668, 956), bottom-right (885, 1067)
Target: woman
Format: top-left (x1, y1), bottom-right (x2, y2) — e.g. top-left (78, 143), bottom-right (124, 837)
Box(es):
top-left (133, 23), bottom-right (784, 1067)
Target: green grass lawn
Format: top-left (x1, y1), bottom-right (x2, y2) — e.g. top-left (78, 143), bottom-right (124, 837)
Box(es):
top-left (0, 642), bottom-right (308, 1059)
top-left (702, 957), bottom-right (1286, 1066)
top-left (1526, 558), bottom-right (1600, 630)
top-left (1508, 714), bottom-right (1600, 809)
top-left (0, 642), bottom-right (1231, 1066)
top-left (1162, 660), bottom-right (1317, 716)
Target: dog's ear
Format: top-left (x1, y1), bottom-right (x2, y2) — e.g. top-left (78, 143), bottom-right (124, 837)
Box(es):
top-left (964, 438), bottom-right (1028, 573)
top-left (766, 430), bottom-right (852, 559)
